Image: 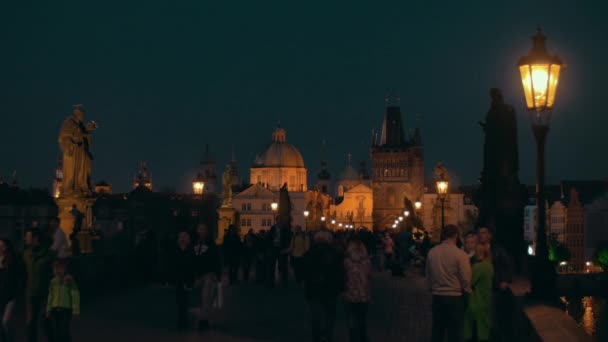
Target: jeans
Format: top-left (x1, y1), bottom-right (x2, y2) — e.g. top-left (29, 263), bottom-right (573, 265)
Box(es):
top-left (48, 308), bottom-right (72, 342)
top-left (346, 302), bottom-right (369, 342)
top-left (431, 295), bottom-right (465, 342)
top-left (0, 300), bottom-right (16, 342)
top-left (309, 298), bottom-right (337, 342)
top-left (199, 274), bottom-right (215, 322)
top-left (175, 285), bottom-right (189, 329)
top-left (26, 295), bottom-right (49, 342)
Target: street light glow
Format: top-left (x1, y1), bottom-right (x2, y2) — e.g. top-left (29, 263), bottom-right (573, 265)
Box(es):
top-left (303, 210), bottom-right (309, 217)
top-left (414, 201), bottom-right (422, 210)
top-left (271, 202), bottom-right (278, 211)
top-left (404, 210), bottom-right (410, 217)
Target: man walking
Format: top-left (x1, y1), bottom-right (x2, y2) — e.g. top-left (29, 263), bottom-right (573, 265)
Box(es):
top-left (426, 225), bottom-right (471, 342)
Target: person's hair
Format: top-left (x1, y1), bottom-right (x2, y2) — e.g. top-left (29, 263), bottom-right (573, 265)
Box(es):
top-left (442, 224), bottom-right (460, 240)
top-left (477, 226), bottom-right (493, 235)
top-left (0, 238), bottom-right (16, 267)
top-left (475, 244), bottom-right (491, 262)
top-left (464, 231), bottom-right (478, 239)
top-left (26, 228), bottom-right (41, 240)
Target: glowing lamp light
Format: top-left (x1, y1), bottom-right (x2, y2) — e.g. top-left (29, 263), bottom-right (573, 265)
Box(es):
top-left (585, 261), bottom-right (591, 267)
top-left (518, 27), bottom-right (563, 115)
top-left (271, 202), bottom-right (278, 211)
top-left (331, 219), bottom-right (336, 225)
top-left (404, 210), bottom-right (410, 217)
top-left (303, 210), bottom-right (310, 217)
top-left (338, 223), bottom-right (343, 228)
top-left (528, 245), bottom-right (535, 256)
top-left (414, 201), bottom-right (422, 210)
top-left (399, 216), bottom-right (404, 221)
top-left (192, 180), bottom-right (205, 195)
top-left (392, 224), bottom-right (397, 229)
top-left (559, 261), bottom-right (567, 266)
top-left (321, 216), bottom-right (326, 222)
top-left (436, 181), bottom-right (449, 196)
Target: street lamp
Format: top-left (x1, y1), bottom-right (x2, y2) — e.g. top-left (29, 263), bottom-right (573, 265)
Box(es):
top-left (271, 202), bottom-right (278, 212)
top-left (303, 210), bottom-right (309, 230)
top-left (518, 27), bottom-right (563, 266)
top-left (192, 174), bottom-right (205, 196)
top-left (414, 201), bottom-right (422, 211)
top-left (436, 178), bottom-right (449, 230)
top-left (399, 216), bottom-right (404, 221)
top-left (321, 216), bottom-right (326, 222)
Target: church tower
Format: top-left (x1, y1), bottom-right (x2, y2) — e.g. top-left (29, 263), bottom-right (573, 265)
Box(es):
top-left (198, 144), bottom-right (218, 193)
top-left (370, 101), bottom-right (424, 229)
top-left (134, 161), bottom-right (153, 190)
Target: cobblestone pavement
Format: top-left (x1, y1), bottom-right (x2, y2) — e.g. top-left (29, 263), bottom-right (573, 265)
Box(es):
top-left (24, 270), bottom-right (432, 341)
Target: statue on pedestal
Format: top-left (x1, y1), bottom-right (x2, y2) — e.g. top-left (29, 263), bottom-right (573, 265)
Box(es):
top-left (222, 164), bottom-right (233, 207)
top-left (58, 104), bottom-right (98, 197)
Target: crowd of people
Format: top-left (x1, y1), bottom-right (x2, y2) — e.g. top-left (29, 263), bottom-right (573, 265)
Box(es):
top-left (0, 217), bottom-right (79, 342)
top-left (426, 224), bottom-right (514, 342)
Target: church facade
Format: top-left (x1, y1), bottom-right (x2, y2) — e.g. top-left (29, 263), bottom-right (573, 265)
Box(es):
top-left (370, 105), bottom-right (424, 229)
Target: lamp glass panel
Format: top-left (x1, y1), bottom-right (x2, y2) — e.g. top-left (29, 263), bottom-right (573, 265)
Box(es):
top-left (547, 64), bottom-right (561, 108)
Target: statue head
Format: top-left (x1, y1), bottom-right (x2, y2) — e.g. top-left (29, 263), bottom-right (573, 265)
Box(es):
top-left (72, 104), bottom-right (85, 121)
top-left (489, 88), bottom-right (504, 106)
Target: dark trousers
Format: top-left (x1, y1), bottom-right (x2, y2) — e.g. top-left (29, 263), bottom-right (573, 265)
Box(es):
top-left (291, 256), bottom-right (304, 283)
top-left (346, 302), bottom-right (369, 342)
top-left (309, 298), bottom-right (337, 342)
top-left (48, 308), bottom-right (72, 342)
top-left (242, 253), bottom-right (254, 281)
top-left (26, 296), bottom-right (49, 342)
top-left (227, 256), bottom-right (240, 285)
top-left (267, 249), bottom-right (288, 288)
top-left (175, 286), bottom-right (189, 329)
top-left (431, 295), bottom-right (465, 342)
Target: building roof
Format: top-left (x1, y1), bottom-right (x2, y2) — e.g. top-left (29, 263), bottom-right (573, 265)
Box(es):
top-left (234, 183), bottom-right (275, 199)
top-left (380, 106), bottom-right (406, 147)
top-left (561, 180), bottom-right (608, 206)
top-left (253, 127), bottom-right (305, 168)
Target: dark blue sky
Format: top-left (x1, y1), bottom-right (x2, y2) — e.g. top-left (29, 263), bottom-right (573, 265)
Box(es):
top-left (1, 1), bottom-right (607, 193)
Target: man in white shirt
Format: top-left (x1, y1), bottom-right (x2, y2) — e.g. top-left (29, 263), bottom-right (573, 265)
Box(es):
top-left (426, 225), bottom-right (471, 342)
top-left (49, 217), bottom-right (69, 258)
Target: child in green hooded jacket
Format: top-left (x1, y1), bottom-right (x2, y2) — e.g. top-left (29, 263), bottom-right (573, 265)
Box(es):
top-left (46, 259), bottom-right (80, 342)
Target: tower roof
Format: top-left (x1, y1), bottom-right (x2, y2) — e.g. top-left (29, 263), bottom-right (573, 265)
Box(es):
top-left (253, 126), bottom-right (305, 168)
top-left (380, 106), bottom-right (406, 147)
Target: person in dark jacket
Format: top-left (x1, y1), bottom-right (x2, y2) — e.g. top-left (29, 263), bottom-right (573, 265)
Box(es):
top-left (268, 223), bottom-right (292, 288)
top-left (0, 239), bottom-right (25, 342)
top-left (23, 228), bottom-right (54, 342)
top-left (169, 230), bottom-right (195, 331)
top-left (242, 229), bottom-right (256, 282)
top-left (222, 225), bottom-right (242, 285)
top-left (303, 231), bottom-right (345, 342)
top-left (192, 224), bottom-right (221, 331)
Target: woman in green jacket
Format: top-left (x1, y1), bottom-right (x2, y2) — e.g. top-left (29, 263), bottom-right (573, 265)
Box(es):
top-left (464, 244), bottom-right (494, 342)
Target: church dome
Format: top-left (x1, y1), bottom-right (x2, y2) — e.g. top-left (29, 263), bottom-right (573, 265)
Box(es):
top-left (337, 155), bottom-right (359, 181)
top-left (253, 127), bottom-right (305, 168)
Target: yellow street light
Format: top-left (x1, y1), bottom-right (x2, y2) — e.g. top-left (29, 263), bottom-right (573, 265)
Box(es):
top-left (271, 202), bottom-right (278, 212)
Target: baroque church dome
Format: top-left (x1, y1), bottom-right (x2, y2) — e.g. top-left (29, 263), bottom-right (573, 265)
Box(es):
top-left (253, 127), bottom-right (305, 168)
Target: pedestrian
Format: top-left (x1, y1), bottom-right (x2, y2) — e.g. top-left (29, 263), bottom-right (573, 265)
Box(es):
top-left (383, 232), bottom-right (395, 270)
top-left (242, 229), bottom-right (256, 282)
top-left (303, 231), bottom-right (345, 342)
top-left (0, 239), bottom-right (24, 342)
top-left (46, 259), bottom-right (79, 342)
top-left (254, 230), bottom-right (268, 284)
top-left (343, 236), bottom-right (371, 342)
top-left (193, 224), bottom-right (221, 331)
top-left (223, 225), bottom-right (242, 285)
top-left (426, 224), bottom-right (472, 342)
top-left (268, 223), bottom-right (292, 288)
top-left (463, 232), bottom-right (478, 264)
top-left (289, 226), bottom-right (310, 283)
top-left (464, 244), bottom-right (494, 342)
top-left (48, 218), bottom-right (69, 259)
top-left (23, 228), bottom-right (54, 342)
top-left (169, 230), bottom-right (195, 331)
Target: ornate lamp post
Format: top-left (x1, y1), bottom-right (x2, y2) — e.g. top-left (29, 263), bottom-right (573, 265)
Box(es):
top-left (518, 27), bottom-right (563, 265)
top-left (436, 178), bottom-right (449, 230)
top-left (518, 27), bottom-right (563, 297)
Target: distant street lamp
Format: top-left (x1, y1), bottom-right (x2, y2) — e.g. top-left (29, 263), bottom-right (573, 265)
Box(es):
top-left (414, 201), bottom-right (422, 211)
top-left (518, 27), bottom-right (564, 298)
top-left (321, 216), bottom-right (326, 222)
top-left (303, 210), bottom-right (310, 230)
top-left (399, 216), bottom-right (404, 221)
top-left (192, 175), bottom-right (205, 196)
top-left (436, 178), bottom-right (449, 230)
top-left (271, 202), bottom-right (278, 212)
top-left (403, 210), bottom-right (410, 218)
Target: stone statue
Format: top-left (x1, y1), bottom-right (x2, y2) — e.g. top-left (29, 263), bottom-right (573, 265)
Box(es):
top-left (58, 105), bottom-right (98, 196)
top-left (434, 162), bottom-right (450, 182)
top-left (222, 164), bottom-right (233, 206)
top-left (279, 183), bottom-right (292, 227)
top-left (475, 88), bottom-right (527, 268)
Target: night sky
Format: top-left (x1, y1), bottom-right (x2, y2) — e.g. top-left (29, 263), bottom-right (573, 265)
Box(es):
top-left (2, 1), bottom-right (607, 193)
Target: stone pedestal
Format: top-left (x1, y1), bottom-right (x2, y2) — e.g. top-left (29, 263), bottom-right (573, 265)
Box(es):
top-left (56, 195), bottom-right (96, 253)
top-left (217, 205), bottom-right (237, 244)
